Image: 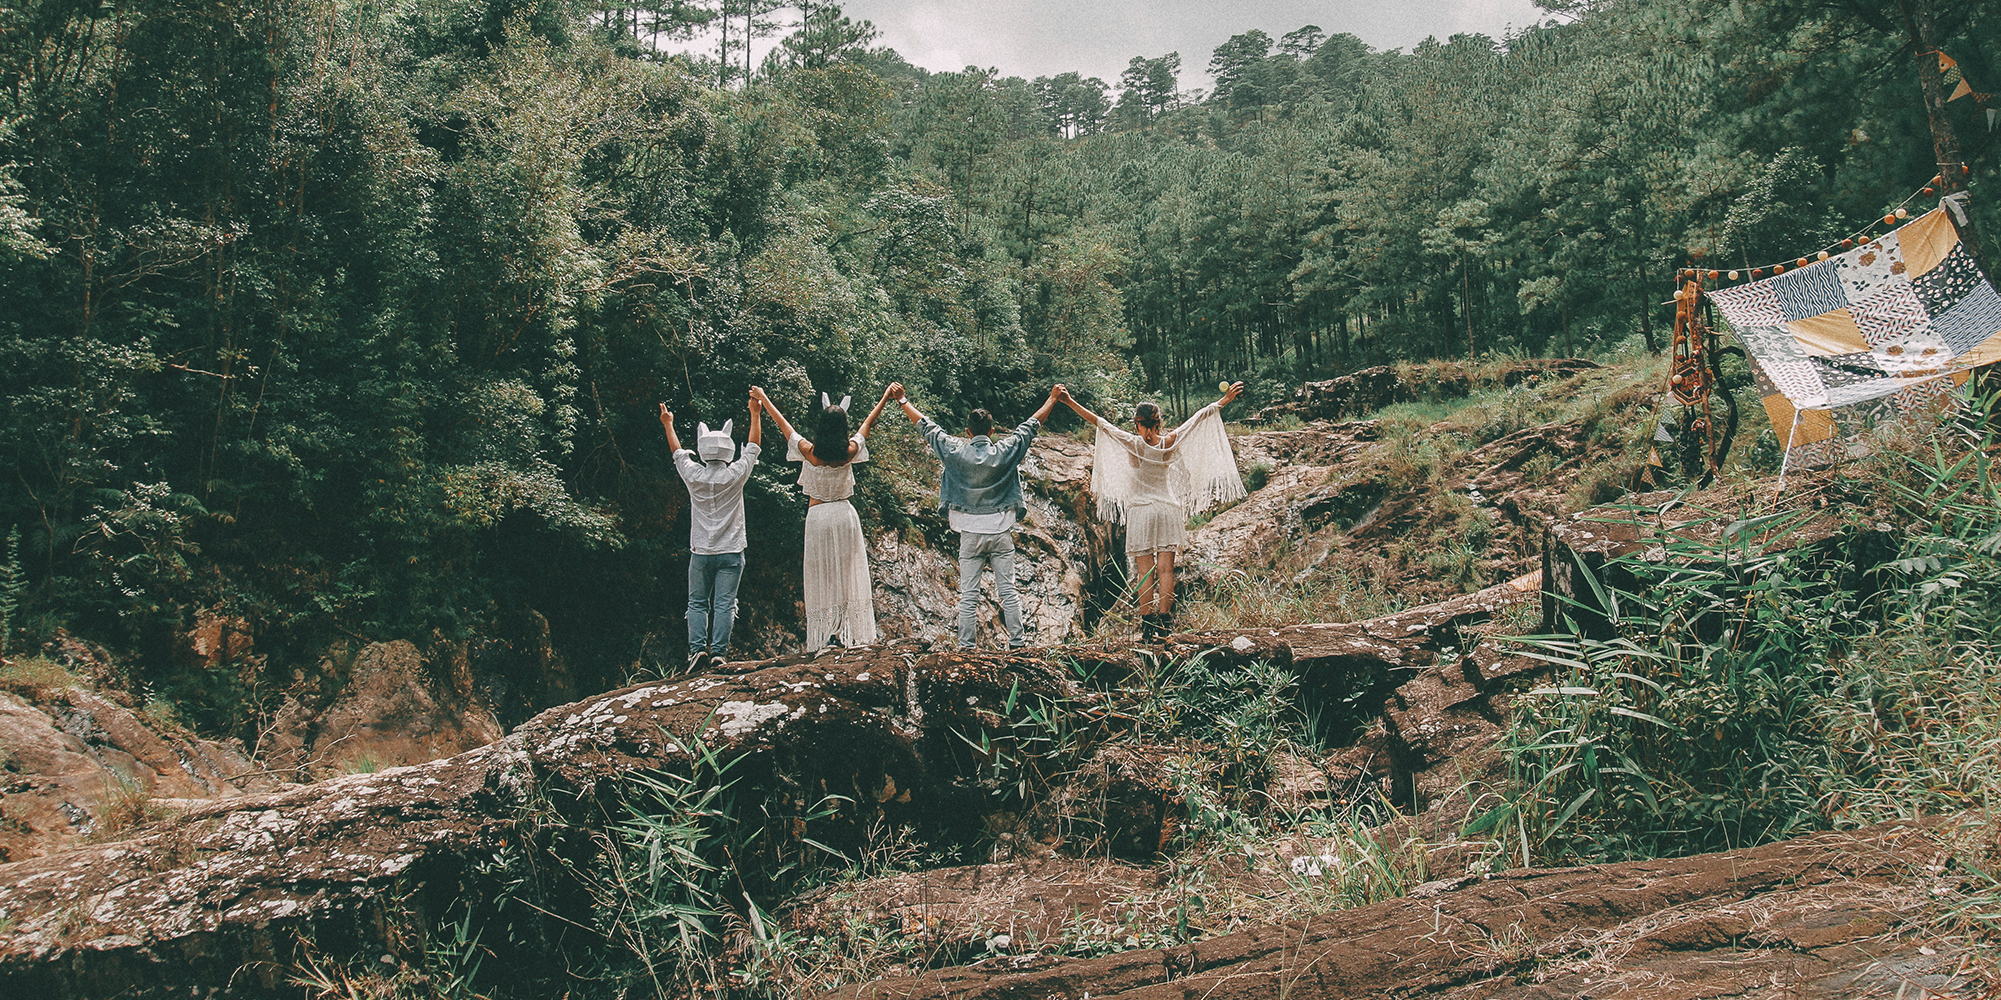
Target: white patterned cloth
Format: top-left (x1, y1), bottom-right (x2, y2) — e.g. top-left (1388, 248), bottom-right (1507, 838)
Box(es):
top-left (1708, 208), bottom-right (2001, 475)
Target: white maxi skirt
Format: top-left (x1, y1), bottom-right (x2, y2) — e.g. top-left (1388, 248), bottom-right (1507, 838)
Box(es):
top-left (803, 500), bottom-right (878, 651)
top-left (1123, 500), bottom-right (1186, 557)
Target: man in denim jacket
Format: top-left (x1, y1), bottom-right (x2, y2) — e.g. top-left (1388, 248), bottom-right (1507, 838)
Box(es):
top-left (893, 383), bottom-right (1061, 649)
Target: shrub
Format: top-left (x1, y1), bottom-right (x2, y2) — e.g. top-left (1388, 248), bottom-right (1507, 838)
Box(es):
top-left (1478, 398), bottom-right (2001, 864)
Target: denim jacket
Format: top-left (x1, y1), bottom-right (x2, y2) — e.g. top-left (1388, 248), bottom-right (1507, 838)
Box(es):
top-left (919, 417), bottom-right (1040, 517)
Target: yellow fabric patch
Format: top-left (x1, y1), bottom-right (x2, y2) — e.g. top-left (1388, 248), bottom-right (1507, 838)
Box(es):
top-left (1898, 209), bottom-right (1958, 277)
top-left (1760, 392), bottom-right (1796, 449)
top-left (1785, 309), bottom-right (1867, 356)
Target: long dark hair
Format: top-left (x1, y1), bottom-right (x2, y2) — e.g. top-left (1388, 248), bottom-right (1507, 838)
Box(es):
top-left (1133, 401), bottom-right (1162, 430)
top-left (813, 404), bottom-right (852, 466)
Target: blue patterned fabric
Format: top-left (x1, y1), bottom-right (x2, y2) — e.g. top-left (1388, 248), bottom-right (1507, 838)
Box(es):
top-left (1768, 262), bottom-right (1847, 321)
top-left (1932, 281), bottom-right (2001, 354)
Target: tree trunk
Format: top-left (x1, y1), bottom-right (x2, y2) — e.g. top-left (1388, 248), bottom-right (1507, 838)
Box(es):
top-left (1899, 0), bottom-right (1987, 273)
top-left (1462, 256), bottom-right (1475, 359)
top-left (1637, 266), bottom-right (1659, 354)
top-left (824, 821), bottom-right (1942, 1000)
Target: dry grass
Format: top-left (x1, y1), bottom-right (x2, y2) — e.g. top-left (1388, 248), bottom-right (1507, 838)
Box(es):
top-left (86, 770), bottom-right (169, 843)
top-left (1179, 563), bottom-right (1408, 631)
top-left (0, 656), bottom-right (85, 698)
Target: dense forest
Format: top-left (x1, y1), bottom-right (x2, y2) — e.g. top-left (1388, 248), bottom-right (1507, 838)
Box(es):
top-left (0, 0), bottom-right (1995, 724)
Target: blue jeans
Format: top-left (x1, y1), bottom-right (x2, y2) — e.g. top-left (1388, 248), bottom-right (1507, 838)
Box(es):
top-left (957, 531), bottom-right (1023, 649)
top-left (687, 551), bottom-right (744, 657)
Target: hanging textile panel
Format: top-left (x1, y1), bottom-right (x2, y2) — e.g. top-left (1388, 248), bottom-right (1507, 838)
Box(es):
top-left (1707, 208), bottom-right (2000, 467)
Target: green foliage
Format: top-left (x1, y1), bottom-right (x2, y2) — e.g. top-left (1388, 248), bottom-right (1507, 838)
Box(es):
top-left (1, 0), bottom-right (1995, 765)
top-left (581, 728), bottom-right (850, 996)
top-left (1482, 401), bottom-right (2001, 863)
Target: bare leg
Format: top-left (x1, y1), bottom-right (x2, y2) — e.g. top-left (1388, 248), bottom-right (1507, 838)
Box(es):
top-left (1157, 550), bottom-right (1177, 615)
top-left (1132, 554), bottom-right (1157, 615)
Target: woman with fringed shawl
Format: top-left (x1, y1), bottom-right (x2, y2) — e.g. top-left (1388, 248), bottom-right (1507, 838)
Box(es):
top-left (1055, 382), bottom-right (1247, 641)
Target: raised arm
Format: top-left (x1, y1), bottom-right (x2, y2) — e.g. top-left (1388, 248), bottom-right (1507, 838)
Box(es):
top-left (892, 383), bottom-right (927, 425)
top-left (1054, 386), bottom-right (1104, 428)
top-left (750, 386), bottom-right (797, 445)
top-left (746, 392), bottom-right (763, 447)
top-left (659, 403), bottom-right (684, 452)
top-left (1165, 381), bottom-right (1242, 446)
top-left (856, 383), bottom-right (895, 441)
top-left (1031, 384), bottom-right (1061, 425)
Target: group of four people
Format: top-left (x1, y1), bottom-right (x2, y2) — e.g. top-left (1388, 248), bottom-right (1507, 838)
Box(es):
top-left (660, 380), bottom-right (1247, 669)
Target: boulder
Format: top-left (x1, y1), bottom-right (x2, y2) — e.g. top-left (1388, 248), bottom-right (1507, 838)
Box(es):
top-left (1180, 420), bottom-right (1388, 589)
top-left (178, 610), bottom-right (254, 671)
top-left (0, 680), bottom-right (279, 862)
top-left (0, 641), bottom-right (1083, 997)
top-left (261, 640), bottom-right (505, 782)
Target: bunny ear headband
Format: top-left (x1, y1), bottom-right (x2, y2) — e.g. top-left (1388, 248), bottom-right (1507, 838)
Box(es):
top-left (820, 392), bottom-right (852, 412)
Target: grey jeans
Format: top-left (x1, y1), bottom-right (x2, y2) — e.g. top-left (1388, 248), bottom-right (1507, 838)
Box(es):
top-left (957, 531), bottom-right (1023, 649)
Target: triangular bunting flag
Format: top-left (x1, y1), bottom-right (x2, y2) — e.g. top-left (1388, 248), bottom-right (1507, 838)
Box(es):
top-left (1940, 52), bottom-right (1958, 70)
top-left (1990, 107), bottom-right (1999, 131)
top-left (1952, 79), bottom-right (1974, 101)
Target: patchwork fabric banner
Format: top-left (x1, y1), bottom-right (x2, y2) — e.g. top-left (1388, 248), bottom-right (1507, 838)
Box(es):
top-left (1707, 208), bottom-right (2001, 472)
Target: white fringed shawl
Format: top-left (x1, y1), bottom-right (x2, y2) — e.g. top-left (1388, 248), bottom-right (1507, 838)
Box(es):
top-left (1091, 401), bottom-right (1247, 523)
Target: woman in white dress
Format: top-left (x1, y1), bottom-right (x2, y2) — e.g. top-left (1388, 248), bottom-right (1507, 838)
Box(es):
top-left (1056, 382), bottom-right (1246, 641)
top-left (750, 384), bottom-right (895, 652)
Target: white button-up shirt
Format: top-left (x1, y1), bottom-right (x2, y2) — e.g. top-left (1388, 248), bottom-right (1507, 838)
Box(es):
top-left (674, 442), bottom-right (761, 554)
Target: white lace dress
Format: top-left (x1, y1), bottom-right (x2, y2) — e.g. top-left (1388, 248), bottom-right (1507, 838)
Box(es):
top-left (789, 432), bottom-right (879, 651)
top-left (1093, 401), bottom-right (1246, 556)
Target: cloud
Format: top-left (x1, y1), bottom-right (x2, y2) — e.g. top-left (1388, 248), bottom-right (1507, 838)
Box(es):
top-left (840, 0), bottom-right (1548, 85)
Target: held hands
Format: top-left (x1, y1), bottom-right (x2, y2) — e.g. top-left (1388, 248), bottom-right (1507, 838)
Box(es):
top-left (882, 382), bottom-right (903, 403)
top-left (1053, 385), bottom-right (1071, 405)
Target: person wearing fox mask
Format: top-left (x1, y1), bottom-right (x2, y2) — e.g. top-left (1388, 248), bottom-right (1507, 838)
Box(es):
top-left (660, 393), bottom-right (763, 671)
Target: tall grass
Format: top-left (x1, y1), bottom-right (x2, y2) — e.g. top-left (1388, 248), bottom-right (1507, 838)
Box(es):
top-left (1479, 393), bottom-right (2001, 864)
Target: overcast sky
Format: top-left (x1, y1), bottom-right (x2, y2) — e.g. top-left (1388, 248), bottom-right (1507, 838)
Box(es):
top-left (813, 0), bottom-right (1552, 88)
